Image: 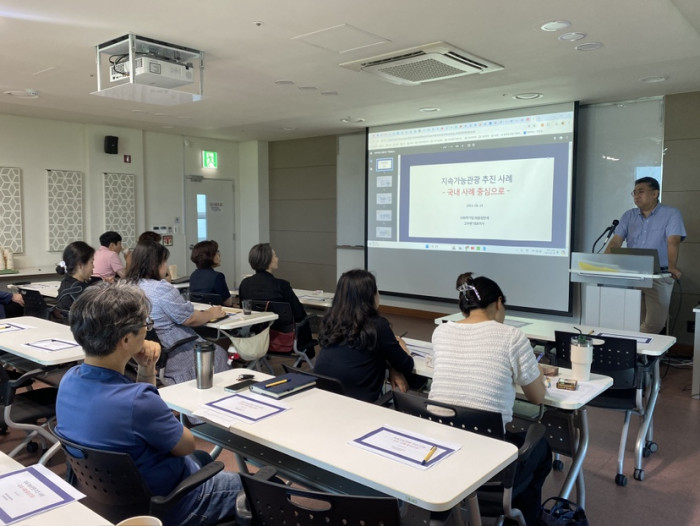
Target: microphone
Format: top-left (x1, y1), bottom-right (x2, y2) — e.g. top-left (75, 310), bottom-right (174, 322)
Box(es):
top-left (591, 219), bottom-right (619, 253)
top-left (603, 219), bottom-right (619, 244)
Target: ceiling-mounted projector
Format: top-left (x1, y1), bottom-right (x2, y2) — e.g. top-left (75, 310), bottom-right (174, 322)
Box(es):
top-left (111, 56), bottom-right (194, 89)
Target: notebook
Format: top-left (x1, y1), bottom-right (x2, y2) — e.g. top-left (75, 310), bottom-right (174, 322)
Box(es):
top-left (249, 372), bottom-right (317, 399)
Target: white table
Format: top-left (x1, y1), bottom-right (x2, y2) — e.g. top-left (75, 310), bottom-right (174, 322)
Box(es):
top-left (160, 369), bottom-right (517, 524)
top-left (405, 337), bottom-right (612, 506)
top-left (433, 313), bottom-right (675, 485)
top-left (8, 280), bottom-right (61, 298)
top-left (0, 316), bottom-right (85, 366)
top-left (228, 288), bottom-right (334, 309)
top-left (0, 452), bottom-right (112, 525)
top-left (191, 304), bottom-right (278, 331)
top-left (293, 288), bottom-right (334, 309)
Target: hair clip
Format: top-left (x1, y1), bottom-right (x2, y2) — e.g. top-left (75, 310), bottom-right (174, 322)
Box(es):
top-left (457, 283), bottom-right (481, 301)
top-left (58, 261), bottom-right (67, 269)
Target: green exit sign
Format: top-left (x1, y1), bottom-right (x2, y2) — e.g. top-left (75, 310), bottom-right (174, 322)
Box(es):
top-left (202, 150), bottom-right (218, 168)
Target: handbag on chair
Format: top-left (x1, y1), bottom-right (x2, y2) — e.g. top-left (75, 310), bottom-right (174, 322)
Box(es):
top-left (228, 327), bottom-right (270, 361)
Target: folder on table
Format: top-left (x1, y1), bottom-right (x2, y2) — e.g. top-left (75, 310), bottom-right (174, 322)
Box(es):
top-left (249, 372), bottom-right (316, 399)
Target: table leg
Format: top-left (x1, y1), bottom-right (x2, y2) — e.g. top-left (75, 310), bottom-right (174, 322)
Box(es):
top-left (558, 408), bottom-right (588, 506)
top-left (634, 357), bottom-right (661, 478)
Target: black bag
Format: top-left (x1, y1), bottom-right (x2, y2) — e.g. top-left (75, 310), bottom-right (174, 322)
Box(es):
top-left (537, 497), bottom-right (589, 526)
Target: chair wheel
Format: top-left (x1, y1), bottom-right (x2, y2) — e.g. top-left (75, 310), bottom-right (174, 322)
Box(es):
top-left (552, 459), bottom-right (565, 471)
top-left (615, 474), bottom-right (627, 486)
top-left (645, 441), bottom-right (658, 454)
top-left (643, 447), bottom-right (651, 458)
top-left (634, 469), bottom-right (644, 481)
top-left (26, 441), bottom-right (39, 454)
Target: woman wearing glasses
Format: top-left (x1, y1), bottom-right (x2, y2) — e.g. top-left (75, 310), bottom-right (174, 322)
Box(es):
top-left (429, 272), bottom-right (550, 526)
top-left (126, 241), bottom-right (229, 385)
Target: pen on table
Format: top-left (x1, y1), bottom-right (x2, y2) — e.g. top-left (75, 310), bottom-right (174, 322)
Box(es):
top-left (399, 331), bottom-right (408, 338)
top-left (536, 352), bottom-right (545, 363)
top-left (265, 379), bottom-right (289, 388)
top-left (422, 445), bottom-right (437, 465)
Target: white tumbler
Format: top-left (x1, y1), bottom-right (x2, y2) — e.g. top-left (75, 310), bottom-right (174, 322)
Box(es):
top-left (570, 336), bottom-right (593, 382)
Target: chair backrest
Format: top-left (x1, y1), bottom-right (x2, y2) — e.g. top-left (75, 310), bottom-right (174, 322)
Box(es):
top-left (240, 470), bottom-right (401, 526)
top-left (282, 364), bottom-right (346, 395)
top-left (50, 423), bottom-right (152, 522)
top-left (189, 291), bottom-right (223, 305)
top-left (18, 289), bottom-right (49, 319)
top-left (553, 331), bottom-right (639, 389)
top-left (249, 300), bottom-right (294, 333)
top-left (392, 390), bottom-right (505, 440)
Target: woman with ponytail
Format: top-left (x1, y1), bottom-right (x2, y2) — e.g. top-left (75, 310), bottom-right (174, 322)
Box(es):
top-left (429, 272), bottom-right (550, 526)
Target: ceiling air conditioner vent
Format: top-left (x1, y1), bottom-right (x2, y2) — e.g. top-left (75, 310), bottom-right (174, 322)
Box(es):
top-left (340, 41), bottom-right (503, 86)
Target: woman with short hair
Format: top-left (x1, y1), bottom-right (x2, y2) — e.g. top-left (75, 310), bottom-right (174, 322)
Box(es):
top-left (189, 240), bottom-right (233, 306)
top-left (238, 243), bottom-right (306, 322)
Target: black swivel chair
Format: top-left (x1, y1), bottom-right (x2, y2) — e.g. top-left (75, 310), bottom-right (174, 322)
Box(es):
top-left (553, 330), bottom-right (649, 486)
top-left (235, 466), bottom-right (402, 526)
top-left (190, 291), bottom-right (224, 305)
top-left (137, 329), bottom-right (199, 385)
top-left (392, 390), bottom-right (546, 526)
top-left (281, 363), bottom-right (346, 395)
top-left (50, 422), bottom-right (231, 524)
top-left (0, 366), bottom-right (58, 458)
top-left (18, 289), bottom-right (51, 319)
top-left (249, 300), bottom-right (317, 370)
top-left (50, 283), bottom-right (84, 324)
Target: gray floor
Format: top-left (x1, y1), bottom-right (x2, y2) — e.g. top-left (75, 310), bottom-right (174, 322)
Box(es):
top-left (3, 310), bottom-right (698, 525)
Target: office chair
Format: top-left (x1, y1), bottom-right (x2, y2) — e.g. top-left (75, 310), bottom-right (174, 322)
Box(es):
top-left (249, 300), bottom-right (317, 370)
top-left (18, 289), bottom-right (50, 319)
top-left (50, 422), bottom-right (232, 525)
top-left (134, 329), bottom-right (199, 384)
top-left (392, 391), bottom-right (546, 526)
top-left (281, 363), bottom-right (346, 395)
top-left (189, 291), bottom-right (224, 305)
top-left (50, 283), bottom-right (84, 324)
top-left (553, 330), bottom-right (650, 486)
top-left (0, 366), bottom-right (58, 460)
top-left (235, 466), bottom-right (402, 526)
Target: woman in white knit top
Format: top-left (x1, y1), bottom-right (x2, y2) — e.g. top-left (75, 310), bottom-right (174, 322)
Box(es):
top-left (429, 272), bottom-right (550, 526)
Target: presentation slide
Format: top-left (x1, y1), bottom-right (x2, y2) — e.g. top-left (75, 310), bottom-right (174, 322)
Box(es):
top-left (407, 157), bottom-right (554, 241)
top-left (366, 102), bottom-right (577, 314)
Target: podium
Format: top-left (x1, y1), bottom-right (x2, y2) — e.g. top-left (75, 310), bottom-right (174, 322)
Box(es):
top-left (570, 252), bottom-right (667, 332)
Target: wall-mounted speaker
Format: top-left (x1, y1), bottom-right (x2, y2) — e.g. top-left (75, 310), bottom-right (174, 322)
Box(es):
top-left (104, 135), bottom-right (119, 154)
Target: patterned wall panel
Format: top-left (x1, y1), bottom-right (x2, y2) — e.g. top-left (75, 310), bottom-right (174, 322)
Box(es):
top-left (104, 173), bottom-right (136, 249)
top-left (48, 169), bottom-right (83, 252)
top-left (0, 167), bottom-right (23, 253)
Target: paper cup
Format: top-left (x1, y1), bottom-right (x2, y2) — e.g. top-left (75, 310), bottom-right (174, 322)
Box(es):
top-left (116, 516), bottom-right (163, 526)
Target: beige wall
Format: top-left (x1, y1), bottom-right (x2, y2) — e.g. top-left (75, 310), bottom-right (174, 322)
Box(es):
top-left (268, 136), bottom-right (337, 292)
top-left (664, 92), bottom-right (700, 346)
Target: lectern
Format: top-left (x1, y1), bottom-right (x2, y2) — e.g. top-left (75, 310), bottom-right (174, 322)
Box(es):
top-left (570, 252), bottom-right (667, 331)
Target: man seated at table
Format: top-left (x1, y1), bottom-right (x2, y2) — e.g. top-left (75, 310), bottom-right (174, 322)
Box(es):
top-left (0, 290), bottom-right (24, 318)
top-left (92, 231), bottom-right (131, 281)
top-left (55, 282), bottom-right (241, 525)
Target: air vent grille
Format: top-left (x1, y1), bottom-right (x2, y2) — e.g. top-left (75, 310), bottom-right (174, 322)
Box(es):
top-left (340, 42), bottom-right (503, 85)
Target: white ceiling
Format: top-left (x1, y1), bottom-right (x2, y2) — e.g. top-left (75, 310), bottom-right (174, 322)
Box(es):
top-left (1, 0), bottom-right (699, 142)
